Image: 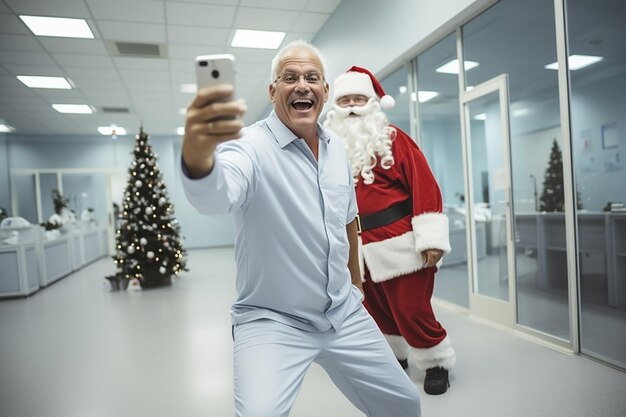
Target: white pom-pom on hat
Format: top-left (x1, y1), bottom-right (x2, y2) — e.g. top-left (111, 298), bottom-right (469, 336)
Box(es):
top-left (332, 65), bottom-right (395, 109)
top-left (379, 94), bottom-right (395, 109)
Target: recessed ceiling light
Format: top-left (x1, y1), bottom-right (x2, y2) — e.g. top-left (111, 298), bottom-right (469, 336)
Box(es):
top-left (231, 29), bottom-right (285, 49)
top-left (436, 59), bottom-right (479, 74)
top-left (180, 84), bottom-right (196, 94)
top-left (177, 127), bottom-right (185, 135)
top-left (52, 104), bottom-right (93, 114)
top-left (417, 91), bottom-right (439, 103)
top-left (0, 124), bottom-right (14, 133)
top-left (411, 91), bottom-right (439, 103)
top-left (399, 86), bottom-right (408, 94)
top-left (20, 15), bottom-right (94, 39)
top-left (512, 108), bottom-right (531, 117)
top-left (544, 54), bottom-right (603, 71)
top-left (473, 113), bottom-right (487, 121)
top-left (17, 75), bottom-right (72, 89)
top-left (98, 125), bottom-right (126, 135)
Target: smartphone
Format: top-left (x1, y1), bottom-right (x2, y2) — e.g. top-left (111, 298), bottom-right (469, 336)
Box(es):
top-left (195, 54), bottom-right (236, 100)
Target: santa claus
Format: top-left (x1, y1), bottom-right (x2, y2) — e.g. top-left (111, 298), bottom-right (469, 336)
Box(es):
top-left (324, 66), bottom-right (455, 395)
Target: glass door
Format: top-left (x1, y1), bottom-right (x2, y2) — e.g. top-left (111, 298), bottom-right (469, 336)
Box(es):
top-left (460, 74), bottom-right (516, 327)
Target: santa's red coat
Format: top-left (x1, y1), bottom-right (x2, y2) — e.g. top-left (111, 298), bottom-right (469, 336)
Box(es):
top-left (357, 125), bottom-right (455, 369)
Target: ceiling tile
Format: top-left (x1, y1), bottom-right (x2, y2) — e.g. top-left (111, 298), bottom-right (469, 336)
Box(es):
top-left (0, 14), bottom-right (32, 35)
top-left (39, 38), bottom-right (108, 54)
top-left (2, 63), bottom-right (64, 77)
top-left (64, 67), bottom-right (122, 82)
top-left (234, 7), bottom-right (298, 31)
top-left (168, 44), bottom-right (224, 61)
top-left (86, 0), bottom-right (165, 23)
top-left (0, 34), bottom-right (44, 52)
top-left (119, 69), bottom-right (169, 83)
top-left (290, 12), bottom-right (330, 33)
top-left (97, 21), bottom-right (166, 43)
top-left (304, 0), bottom-right (342, 13)
top-left (5, 0), bottom-right (91, 18)
top-left (165, 3), bottom-right (236, 27)
top-left (167, 25), bottom-right (230, 46)
top-left (113, 56), bottom-right (169, 71)
top-left (52, 53), bottom-right (115, 69)
top-left (239, 0), bottom-right (308, 11)
top-left (1, 50), bottom-right (57, 66)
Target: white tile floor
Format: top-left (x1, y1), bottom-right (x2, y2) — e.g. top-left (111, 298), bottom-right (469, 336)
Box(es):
top-left (1, 247), bottom-right (625, 417)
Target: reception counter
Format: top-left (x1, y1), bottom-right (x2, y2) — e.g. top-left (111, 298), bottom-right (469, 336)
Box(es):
top-left (0, 222), bottom-right (109, 298)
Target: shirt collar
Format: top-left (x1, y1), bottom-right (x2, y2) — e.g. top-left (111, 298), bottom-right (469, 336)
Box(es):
top-left (266, 110), bottom-right (331, 148)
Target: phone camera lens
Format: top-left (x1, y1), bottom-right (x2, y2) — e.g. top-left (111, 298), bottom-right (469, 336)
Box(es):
top-left (199, 61), bottom-right (208, 67)
top-left (211, 69), bottom-right (220, 79)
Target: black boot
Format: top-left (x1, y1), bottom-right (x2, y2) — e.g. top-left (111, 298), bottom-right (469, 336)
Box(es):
top-left (424, 366), bottom-right (449, 395)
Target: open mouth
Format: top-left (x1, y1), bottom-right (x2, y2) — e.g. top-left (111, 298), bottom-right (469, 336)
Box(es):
top-left (291, 98), bottom-right (314, 111)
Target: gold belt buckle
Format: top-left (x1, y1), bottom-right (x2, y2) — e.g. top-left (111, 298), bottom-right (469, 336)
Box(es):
top-left (355, 214), bottom-right (362, 235)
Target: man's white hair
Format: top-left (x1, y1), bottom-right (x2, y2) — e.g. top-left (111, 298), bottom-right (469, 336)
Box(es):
top-left (270, 39), bottom-right (327, 83)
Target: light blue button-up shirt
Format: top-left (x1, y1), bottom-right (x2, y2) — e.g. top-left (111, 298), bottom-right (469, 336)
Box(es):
top-left (181, 111), bottom-right (362, 332)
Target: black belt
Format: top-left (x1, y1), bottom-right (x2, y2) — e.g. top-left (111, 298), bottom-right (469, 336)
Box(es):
top-left (357, 198), bottom-right (413, 233)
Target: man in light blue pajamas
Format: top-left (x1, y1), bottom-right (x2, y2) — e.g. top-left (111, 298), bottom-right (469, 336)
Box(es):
top-left (180, 39), bottom-right (421, 417)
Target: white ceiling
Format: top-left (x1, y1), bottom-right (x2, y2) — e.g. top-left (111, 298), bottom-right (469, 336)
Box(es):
top-left (0, 0), bottom-right (343, 136)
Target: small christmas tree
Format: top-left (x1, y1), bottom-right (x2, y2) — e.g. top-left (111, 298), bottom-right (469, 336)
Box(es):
top-left (109, 127), bottom-right (188, 289)
top-left (539, 139), bottom-right (564, 212)
top-left (539, 139), bottom-right (583, 212)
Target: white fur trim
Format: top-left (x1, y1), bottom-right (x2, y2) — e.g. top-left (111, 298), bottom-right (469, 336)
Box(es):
top-left (384, 334), bottom-right (409, 360)
top-left (333, 72), bottom-right (376, 102)
top-left (362, 231), bottom-right (423, 282)
top-left (411, 213), bottom-right (451, 254)
top-left (408, 335), bottom-right (456, 370)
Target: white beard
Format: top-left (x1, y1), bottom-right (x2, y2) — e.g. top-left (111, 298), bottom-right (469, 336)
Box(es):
top-left (324, 99), bottom-right (395, 184)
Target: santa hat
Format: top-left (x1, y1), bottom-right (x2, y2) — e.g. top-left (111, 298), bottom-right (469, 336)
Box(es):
top-left (333, 65), bottom-right (395, 109)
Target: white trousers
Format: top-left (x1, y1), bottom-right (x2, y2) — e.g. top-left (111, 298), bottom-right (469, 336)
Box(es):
top-left (233, 306), bottom-right (421, 417)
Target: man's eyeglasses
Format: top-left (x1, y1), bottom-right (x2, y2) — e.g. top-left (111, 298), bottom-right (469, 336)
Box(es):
top-left (337, 95), bottom-right (370, 107)
top-left (274, 72), bottom-right (324, 85)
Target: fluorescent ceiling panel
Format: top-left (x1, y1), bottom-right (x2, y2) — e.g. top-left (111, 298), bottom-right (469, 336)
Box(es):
top-left (17, 75), bottom-right (72, 89)
top-left (436, 59), bottom-right (479, 74)
top-left (231, 29), bottom-right (285, 49)
top-left (52, 104), bottom-right (93, 114)
top-left (98, 125), bottom-right (127, 135)
top-left (417, 91), bottom-right (439, 103)
top-left (544, 55), bottom-right (603, 71)
top-left (20, 15), bottom-right (94, 39)
top-left (410, 91), bottom-right (439, 103)
top-left (180, 83), bottom-right (196, 93)
top-left (0, 124), bottom-right (14, 133)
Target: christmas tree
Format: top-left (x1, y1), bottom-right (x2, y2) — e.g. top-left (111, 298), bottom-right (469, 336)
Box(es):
top-left (539, 139), bottom-right (564, 212)
top-left (538, 139), bottom-right (583, 212)
top-left (109, 127), bottom-right (188, 289)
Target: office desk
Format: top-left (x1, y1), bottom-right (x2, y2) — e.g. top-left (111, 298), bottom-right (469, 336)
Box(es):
top-left (515, 212), bottom-right (626, 307)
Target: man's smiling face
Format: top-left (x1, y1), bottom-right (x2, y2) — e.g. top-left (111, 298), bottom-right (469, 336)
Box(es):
top-left (269, 47), bottom-right (328, 139)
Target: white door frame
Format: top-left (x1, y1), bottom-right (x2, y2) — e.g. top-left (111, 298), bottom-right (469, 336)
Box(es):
top-left (460, 74), bottom-right (517, 328)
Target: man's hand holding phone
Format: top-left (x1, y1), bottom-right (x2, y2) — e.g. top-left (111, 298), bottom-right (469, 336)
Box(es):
top-left (183, 55), bottom-right (246, 179)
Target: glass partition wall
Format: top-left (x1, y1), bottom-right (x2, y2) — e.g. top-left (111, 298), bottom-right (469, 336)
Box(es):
top-left (415, 33), bottom-right (469, 308)
top-left (379, 0), bottom-right (625, 369)
top-left (566, 0), bottom-right (626, 368)
top-left (10, 169), bottom-right (125, 256)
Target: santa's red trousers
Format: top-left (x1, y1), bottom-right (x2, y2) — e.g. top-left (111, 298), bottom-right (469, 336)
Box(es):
top-left (363, 266), bottom-right (447, 349)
